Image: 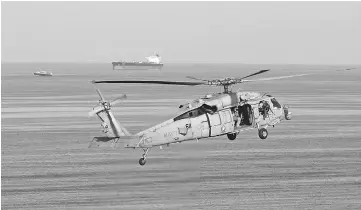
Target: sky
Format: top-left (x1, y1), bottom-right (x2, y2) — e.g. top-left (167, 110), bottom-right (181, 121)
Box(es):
top-left (1, 1), bottom-right (361, 64)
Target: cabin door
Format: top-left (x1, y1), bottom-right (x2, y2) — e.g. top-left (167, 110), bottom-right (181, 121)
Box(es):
top-left (190, 114), bottom-right (209, 138)
top-left (201, 120), bottom-right (210, 138)
top-left (208, 110), bottom-right (234, 136)
top-left (208, 112), bottom-right (222, 136)
top-left (219, 110), bottom-right (234, 134)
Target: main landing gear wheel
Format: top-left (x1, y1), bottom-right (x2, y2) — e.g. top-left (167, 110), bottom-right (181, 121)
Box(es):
top-left (139, 158), bottom-right (146, 166)
top-left (139, 148), bottom-right (150, 166)
top-left (258, 128), bottom-right (268, 139)
top-left (227, 133), bottom-right (237, 140)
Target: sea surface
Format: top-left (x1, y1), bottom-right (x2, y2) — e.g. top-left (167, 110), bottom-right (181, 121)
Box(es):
top-left (2, 62), bottom-right (361, 209)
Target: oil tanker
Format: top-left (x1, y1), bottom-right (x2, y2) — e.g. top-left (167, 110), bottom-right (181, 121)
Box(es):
top-left (112, 54), bottom-right (163, 70)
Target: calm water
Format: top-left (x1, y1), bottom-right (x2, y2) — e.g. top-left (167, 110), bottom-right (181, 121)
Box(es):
top-left (2, 62), bottom-right (360, 97)
top-left (2, 62), bottom-right (360, 130)
top-left (2, 62), bottom-right (361, 209)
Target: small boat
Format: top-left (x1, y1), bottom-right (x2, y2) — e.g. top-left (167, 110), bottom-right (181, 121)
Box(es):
top-left (33, 69), bottom-right (52, 76)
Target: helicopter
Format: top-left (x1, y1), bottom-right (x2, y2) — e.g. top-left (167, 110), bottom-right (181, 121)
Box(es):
top-left (88, 68), bottom-right (354, 166)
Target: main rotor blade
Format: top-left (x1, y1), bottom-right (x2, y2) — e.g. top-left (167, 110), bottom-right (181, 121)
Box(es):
top-left (110, 94), bottom-right (127, 106)
top-left (95, 87), bottom-right (106, 102)
top-left (241, 67), bottom-right (356, 83)
top-left (91, 80), bottom-right (205, 86)
top-left (242, 74), bottom-right (309, 82)
top-left (335, 68), bottom-right (356, 71)
top-left (186, 76), bottom-right (208, 81)
top-left (237, 69), bottom-right (270, 80)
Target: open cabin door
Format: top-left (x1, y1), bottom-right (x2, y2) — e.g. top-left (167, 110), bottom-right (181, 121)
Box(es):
top-left (253, 98), bottom-right (283, 127)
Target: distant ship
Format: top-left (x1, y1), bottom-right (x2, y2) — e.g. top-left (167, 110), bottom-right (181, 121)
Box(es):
top-left (33, 69), bottom-right (52, 76)
top-left (112, 54), bottom-right (163, 70)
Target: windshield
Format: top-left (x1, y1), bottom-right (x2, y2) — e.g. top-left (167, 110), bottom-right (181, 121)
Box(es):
top-left (271, 98), bottom-right (281, 108)
top-left (174, 107), bottom-right (206, 121)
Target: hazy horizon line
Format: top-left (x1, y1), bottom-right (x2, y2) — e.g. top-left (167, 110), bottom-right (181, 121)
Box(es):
top-left (2, 61), bottom-right (360, 67)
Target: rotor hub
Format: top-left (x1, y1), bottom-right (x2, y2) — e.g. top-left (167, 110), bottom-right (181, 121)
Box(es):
top-left (102, 101), bottom-right (111, 110)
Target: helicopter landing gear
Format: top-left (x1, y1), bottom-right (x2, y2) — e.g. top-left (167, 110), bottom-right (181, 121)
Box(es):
top-left (227, 133), bottom-right (237, 140)
top-left (258, 128), bottom-right (268, 139)
top-left (139, 148), bottom-right (150, 166)
top-left (139, 158), bottom-right (146, 166)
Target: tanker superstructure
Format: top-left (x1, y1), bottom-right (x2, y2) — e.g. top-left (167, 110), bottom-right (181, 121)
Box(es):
top-left (112, 54), bottom-right (163, 70)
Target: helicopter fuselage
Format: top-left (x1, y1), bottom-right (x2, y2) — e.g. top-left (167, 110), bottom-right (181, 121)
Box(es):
top-left (125, 91), bottom-right (291, 148)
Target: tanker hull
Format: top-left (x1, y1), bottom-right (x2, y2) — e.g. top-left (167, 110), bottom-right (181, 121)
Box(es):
top-left (112, 62), bottom-right (163, 70)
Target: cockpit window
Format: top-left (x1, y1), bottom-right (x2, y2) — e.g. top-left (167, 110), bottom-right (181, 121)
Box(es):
top-left (174, 107), bottom-right (206, 121)
top-left (271, 98), bottom-right (281, 108)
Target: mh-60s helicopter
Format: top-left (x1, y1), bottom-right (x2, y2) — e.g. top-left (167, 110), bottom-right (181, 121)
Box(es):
top-left (88, 68), bottom-right (351, 165)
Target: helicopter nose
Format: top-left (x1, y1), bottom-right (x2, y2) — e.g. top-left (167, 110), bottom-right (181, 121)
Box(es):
top-left (283, 105), bottom-right (292, 120)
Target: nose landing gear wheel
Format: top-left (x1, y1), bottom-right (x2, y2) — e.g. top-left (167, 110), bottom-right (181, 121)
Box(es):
top-left (285, 113), bottom-right (291, 120)
top-left (258, 128), bottom-right (268, 139)
top-left (227, 133), bottom-right (237, 140)
top-left (139, 158), bottom-right (146, 166)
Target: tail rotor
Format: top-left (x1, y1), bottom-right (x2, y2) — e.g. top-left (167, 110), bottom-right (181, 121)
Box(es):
top-left (88, 85), bottom-right (130, 140)
top-left (88, 87), bottom-right (127, 117)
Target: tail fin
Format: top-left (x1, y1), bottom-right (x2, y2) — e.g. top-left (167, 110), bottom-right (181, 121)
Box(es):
top-left (94, 105), bottom-right (131, 137)
top-left (90, 106), bottom-right (142, 148)
top-left (88, 86), bottom-right (135, 147)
